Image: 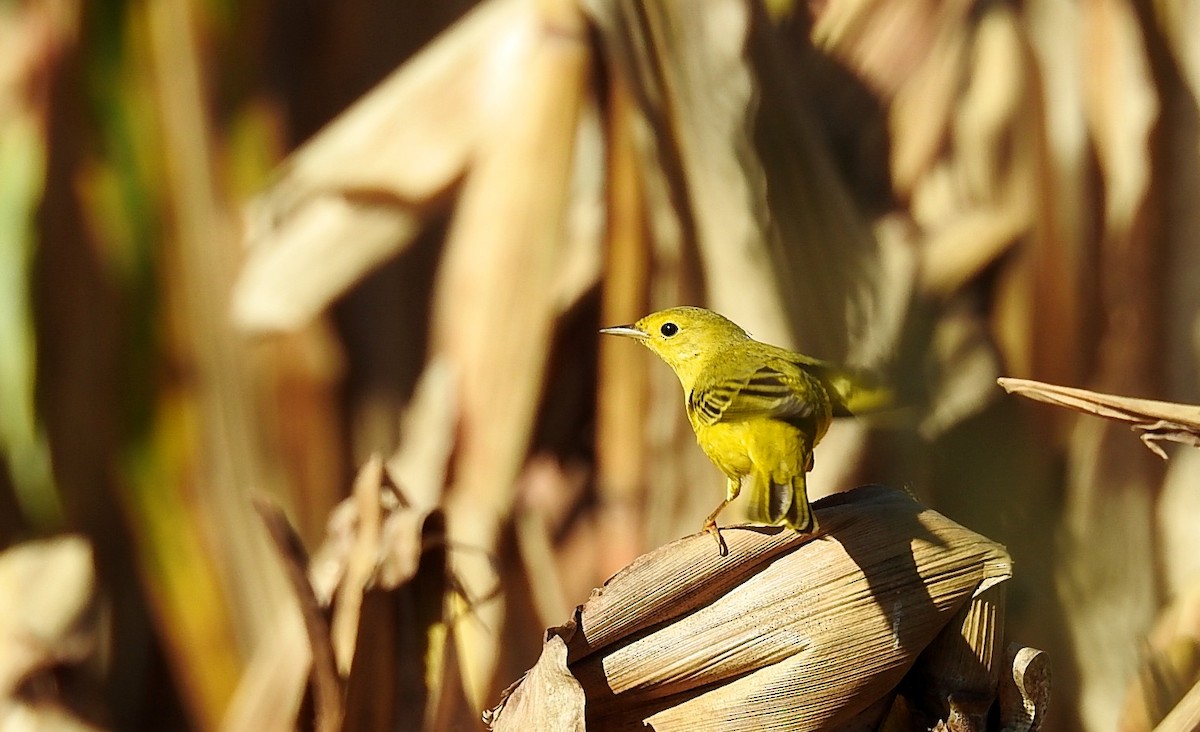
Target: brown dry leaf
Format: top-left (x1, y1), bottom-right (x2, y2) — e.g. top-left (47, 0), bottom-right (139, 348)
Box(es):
top-left (874, 2), bottom-right (973, 199)
top-left (330, 456), bottom-right (385, 674)
top-left (921, 304), bottom-right (1003, 439)
top-left (0, 536), bottom-right (95, 701)
top-left (341, 504), bottom-right (450, 732)
top-left (492, 485), bottom-right (1012, 730)
top-left (1158, 449), bottom-right (1200, 599)
top-left (586, 0), bottom-right (902, 366)
top-left (1153, 0), bottom-right (1200, 119)
top-left (252, 498), bottom-right (342, 732)
top-left (383, 356), bottom-right (458, 514)
top-left (233, 463), bottom-right (452, 732)
top-left (485, 631), bottom-right (586, 731)
top-left (602, 79), bottom-right (712, 548)
top-left (1082, 0), bottom-right (1158, 240)
top-left (905, 2), bottom-right (1035, 300)
top-left (918, 0), bottom-right (1037, 300)
top-left (233, 0), bottom-right (528, 332)
top-left (1118, 578), bottom-right (1200, 731)
top-left (220, 608), bottom-right (309, 732)
top-left (1020, 0), bottom-right (1095, 389)
top-left (1153, 681), bottom-right (1200, 732)
top-left (0, 537), bottom-right (102, 732)
top-left (906, 580), bottom-right (1006, 728)
top-left (809, 0), bottom-right (1038, 430)
top-left (998, 377), bottom-right (1200, 459)
top-left (584, 0), bottom-right (789, 348)
top-left (431, 0), bottom-right (591, 708)
top-left (1057, 419), bottom-right (1161, 730)
top-left (998, 645), bottom-right (1051, 732)
top-left (593, 73), bottom-right (652, 569)
top-left (809, 0), bottom-right (962, 190)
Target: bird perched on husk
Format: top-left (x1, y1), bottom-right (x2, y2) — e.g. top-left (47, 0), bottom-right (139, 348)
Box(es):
top-left (601, 306), bottom-right (891, 553)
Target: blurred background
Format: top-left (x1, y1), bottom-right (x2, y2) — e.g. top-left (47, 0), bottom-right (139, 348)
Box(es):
top-left (1, 0), bottom-right (1199, 730)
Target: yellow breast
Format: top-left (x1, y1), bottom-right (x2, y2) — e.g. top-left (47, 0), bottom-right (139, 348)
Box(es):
top-left (692, 418), bottom-right (822, 480)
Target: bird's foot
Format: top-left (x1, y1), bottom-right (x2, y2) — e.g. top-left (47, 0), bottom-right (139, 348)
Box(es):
top-left (703, 519), bottom-right (729, 557)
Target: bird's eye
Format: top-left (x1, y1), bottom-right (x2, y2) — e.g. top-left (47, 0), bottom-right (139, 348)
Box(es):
top-left (660, 322), bottom-right (679, 337)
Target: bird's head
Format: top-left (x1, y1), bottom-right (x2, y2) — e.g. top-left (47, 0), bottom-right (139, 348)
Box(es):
top-left (600, 306), bottom-right (750, 387)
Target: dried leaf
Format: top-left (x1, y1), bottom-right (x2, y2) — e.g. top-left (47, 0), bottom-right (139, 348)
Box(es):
top-left (238, 470), bottom-right (451, 732)
top-left (485, 631), bottom-right (586, 731)
top-left (1022, 0), bottom-right (1094, 388)
top-left (594, 73), bottom-right (652, 569)
top-left (431, 0), bottom-right (591, 707)
top-left (498, 485), bottom-right (1012, 730)
top-left (1153, 0), bottom-right (1200, 117)
top-left (879, 4), bottom-right (971, 198)
top-left (1082, 0), bottom-right (1159, 239)
top-left (1158, 449), bottom-right (1200, 598)
top-left (220, 608), bottom-right (309, 732)
top-left (921, 306), bottom-right (1002, 439)
top-left (331, 455), bottom-right (385, 674)
top-left (342, 508), bottom-right (449, 732)
top-left (0, 536), bottom-right (94, 699)
top-left (1154, 680), bottom-right (1200, 732)
top-left (998, 645), bottom-right (1050, 732)
top-left (384, 357), bottom-right (458, 514)
top-left (998, 377), bottom-right (1200, 459)
top-left (1057, 418), bottom-right (1161, 730)
top-left (586, 0), bottom-right (901, 365)
top-left (906, 580), bottom-right (1007, 730)
top-left (252, 497), bottom-right (342, 732)
top-left (233, 0), bottom-right (529, 332)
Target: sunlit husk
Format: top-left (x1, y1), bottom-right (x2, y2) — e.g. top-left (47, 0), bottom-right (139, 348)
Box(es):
top-left (489, 486), bottom-right (1011, 730)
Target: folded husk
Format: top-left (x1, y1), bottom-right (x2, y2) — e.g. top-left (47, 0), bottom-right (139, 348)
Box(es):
top-left (488, 485), bottom-right (1012, 730)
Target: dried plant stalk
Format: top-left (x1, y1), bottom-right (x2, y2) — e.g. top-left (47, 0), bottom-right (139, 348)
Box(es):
top-left (594, 72), bottom-right (652, 570)
top-left (430, 0), bottom-right (591, 708)
top-left (586, 0), bottom-right (899, 364)
top-left (252, 498), bottom-right (342, 732)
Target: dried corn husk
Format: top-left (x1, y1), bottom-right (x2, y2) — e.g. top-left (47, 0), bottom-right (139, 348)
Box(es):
top-left (488, 485), bottom-right (1012, 730)
top-left (585, 0), bottom-right (904, 366)
top-left (233, 0), bottom-right (527, 332)
top-left (998, 378), bottom-right (1200, 459)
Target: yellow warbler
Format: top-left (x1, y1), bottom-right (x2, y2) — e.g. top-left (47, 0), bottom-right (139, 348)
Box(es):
top-left (601, 306), bottom-right (890, 551)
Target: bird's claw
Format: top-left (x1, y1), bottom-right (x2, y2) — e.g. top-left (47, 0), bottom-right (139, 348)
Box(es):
top-left (703, 520), bottom-right (729, 557)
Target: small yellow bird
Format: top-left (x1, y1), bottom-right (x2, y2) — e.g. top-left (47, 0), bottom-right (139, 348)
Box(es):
top-left (601, 306), bottom-right (890, 551)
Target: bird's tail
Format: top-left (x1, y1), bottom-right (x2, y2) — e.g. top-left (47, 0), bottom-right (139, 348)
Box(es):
top-left (746, 470), bottom-right (816, 533)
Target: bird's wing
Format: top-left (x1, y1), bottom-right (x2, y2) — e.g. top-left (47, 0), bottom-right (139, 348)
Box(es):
top-left (689, 360), bottom-right (822, 430)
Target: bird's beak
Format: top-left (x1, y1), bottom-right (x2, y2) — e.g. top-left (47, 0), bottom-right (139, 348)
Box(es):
top-left (599, 324), bottom-right (648, 340)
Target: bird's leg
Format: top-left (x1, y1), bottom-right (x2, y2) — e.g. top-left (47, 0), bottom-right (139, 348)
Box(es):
top-left (701, 477), bottom-right (740, 556)
top-left (702, 501), bottom-right (728, 556)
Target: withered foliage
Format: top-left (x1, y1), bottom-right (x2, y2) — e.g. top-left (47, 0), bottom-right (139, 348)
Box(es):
top-left (4, 0), bottom-right (1200, 729)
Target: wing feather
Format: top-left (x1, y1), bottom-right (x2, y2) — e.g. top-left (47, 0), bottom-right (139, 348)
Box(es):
top-left (688, 361), bottom-right (823, 433)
